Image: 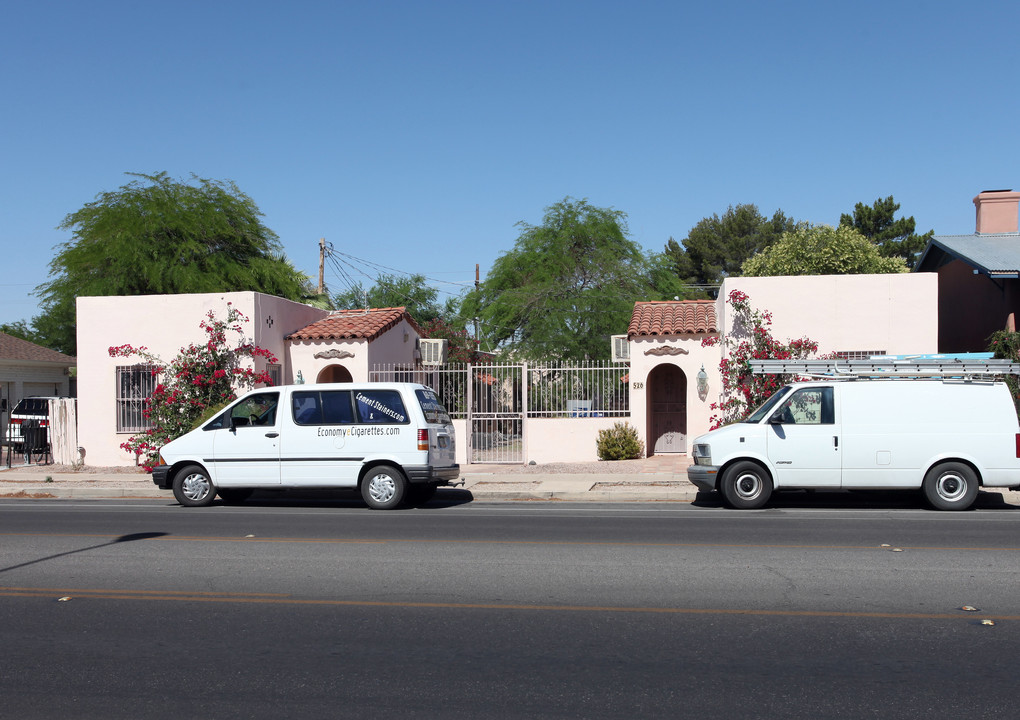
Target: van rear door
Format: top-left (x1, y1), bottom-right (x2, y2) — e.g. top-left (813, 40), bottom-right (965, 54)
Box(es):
top-left (765, 386), bottom-right (841, 488)
top-left (415, 389), bottom-right (456, 468)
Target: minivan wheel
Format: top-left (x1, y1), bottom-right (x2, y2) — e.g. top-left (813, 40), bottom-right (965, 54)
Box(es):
top-left (361, 465), bottom-right (407, 510)
top-left (720, 461), bottom-right (773, 510)
top-left (173, 464), bottom-right (216, 507)
top-left (923, 462), bottom-right (978, 511)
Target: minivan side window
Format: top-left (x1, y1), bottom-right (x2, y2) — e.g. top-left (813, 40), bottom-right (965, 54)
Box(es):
top-left (771, 387), bottom-right (834, 425)
top-left (415, 389), bottom-right (451, 424)
top-left (354, 390), bottom-right (409, 424)
top-left (292, 391), bottom-right (356, 425)
top-left (205, 392), bottom-right (280, 430)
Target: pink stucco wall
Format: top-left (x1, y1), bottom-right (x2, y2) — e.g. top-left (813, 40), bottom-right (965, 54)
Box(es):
top-left (77, 292), bottom-right (327, 466)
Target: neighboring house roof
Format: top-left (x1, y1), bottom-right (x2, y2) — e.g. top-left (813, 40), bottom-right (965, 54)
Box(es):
top-left (627, 300), bottom-right (718, 338)
top-left (286, 307), bottom-right (423, 341)
top-left (916, 233), bottom-right (1020, 277)
top-left (0, 332), bottom-right (76, 366)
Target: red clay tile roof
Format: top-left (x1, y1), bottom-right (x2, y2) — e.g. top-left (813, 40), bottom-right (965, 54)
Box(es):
top-left (627, 300), bottom-right (718, 338)
top-left (0, 332), bottom-right (76, 365)
top-left (286, 307), bottom-right (422, 341)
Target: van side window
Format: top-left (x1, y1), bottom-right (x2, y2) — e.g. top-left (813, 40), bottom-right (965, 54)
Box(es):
top-left (292, 391), bottom-right (355, 425)
top-left (354, 390), bottom-right (409, 424)
top-left (228, 392), bottom-right (280, 428)
top-left (772, 387), bottom-right (834, 425)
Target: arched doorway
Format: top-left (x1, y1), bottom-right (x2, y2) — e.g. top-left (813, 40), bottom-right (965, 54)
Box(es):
top-left (646, 364), bottom-right (687, 455)
top-left (316, 365), bottom-right (353, 383)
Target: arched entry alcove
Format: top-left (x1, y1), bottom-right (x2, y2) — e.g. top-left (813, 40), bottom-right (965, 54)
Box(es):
top-left (646, 364), bottom-right (688, 455)
top-left (316, 365), bottom-right (353, 383)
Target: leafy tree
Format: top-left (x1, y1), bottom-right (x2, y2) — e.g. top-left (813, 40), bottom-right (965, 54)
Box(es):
top-left (332, 273), bottom-right (455, 325)
top-left (0, 321), bottom-right (41, 345)
top-left (741, 224), bottom-right (908, 276)
top-left (420, 316), bottom-right (480, 364)
top-left (988, 329), bottom-right (1020, 420)
top-left (702, 290), bottom-right (820, 428)
top-left (665, 204), bottom-right (797, 293)
top-left (108, 305), bottom-right (277, 470)
top-left (461, 198), bottom-right (687, 362)
top-left (32, 172), bottom-right (312, 355)
top-left (839, 195), bottom-right (933, 270)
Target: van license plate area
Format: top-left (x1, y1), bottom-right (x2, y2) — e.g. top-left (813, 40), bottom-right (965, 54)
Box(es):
top-left (438, 436), bottom-right (449, 449)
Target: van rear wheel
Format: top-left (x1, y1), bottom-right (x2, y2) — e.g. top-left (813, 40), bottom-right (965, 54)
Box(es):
top-left (720, 461), bottom-right (773, 509)
top-left (361, 465), bottom-right (407, 510)
top-left (923, 462), bottom-right (978, 511)
top-left (173, 464), bottom-right (215, 507)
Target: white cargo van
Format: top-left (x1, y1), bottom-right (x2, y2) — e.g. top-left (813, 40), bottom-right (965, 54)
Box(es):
top-left (152, 382), bottom-right (459, 509)
top-left (688, 362), bottom-right (1020, 510)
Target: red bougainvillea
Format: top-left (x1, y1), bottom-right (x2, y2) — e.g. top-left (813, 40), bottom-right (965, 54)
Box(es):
top-left (702, 290), bottom-right (819, 429)
top-left (109, 305), bottom-right (277, 469)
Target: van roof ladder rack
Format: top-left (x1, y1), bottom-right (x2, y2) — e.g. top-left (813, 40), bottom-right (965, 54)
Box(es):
top-left (749, 358), bottom-right (1020, 378)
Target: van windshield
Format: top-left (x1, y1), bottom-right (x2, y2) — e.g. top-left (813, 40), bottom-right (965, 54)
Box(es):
top-left (743, 386), bottom-right (792, 423)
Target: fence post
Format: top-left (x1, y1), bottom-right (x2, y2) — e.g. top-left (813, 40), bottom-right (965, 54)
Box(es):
top-left (466, 363), bottom-right (473, 465)
top-left (521, 362), bottom-right (528, 463)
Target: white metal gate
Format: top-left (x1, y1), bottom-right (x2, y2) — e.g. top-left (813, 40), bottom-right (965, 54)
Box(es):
top-left (468, 364), bottom-right (525, 464)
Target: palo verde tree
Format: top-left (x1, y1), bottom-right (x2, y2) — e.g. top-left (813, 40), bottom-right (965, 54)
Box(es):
top-left (664, 204), bottom-right (797, 294)
top-left (741, 224), bottom-right (908, 276)
top-left (839, 195), bottom-right (933, 270)
top-left (32, 172), bottom-right (312, 355)
top-left (461, 198), bottom-right (688, 362)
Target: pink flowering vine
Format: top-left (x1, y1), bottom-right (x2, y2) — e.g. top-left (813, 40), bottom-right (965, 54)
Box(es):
top-left (705, 290), bottom-right (821, 429)
top-left (108, 305), bottom-right (277, 470)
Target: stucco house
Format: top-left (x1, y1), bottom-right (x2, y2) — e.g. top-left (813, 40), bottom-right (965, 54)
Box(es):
top-left (915, 189), bottom-right (1020, 352)
top-left (76, 292), bottom-right (422, 466)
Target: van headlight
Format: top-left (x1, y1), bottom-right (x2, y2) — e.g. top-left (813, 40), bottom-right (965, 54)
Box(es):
top-left (692, 443), bottom-right (712, 466)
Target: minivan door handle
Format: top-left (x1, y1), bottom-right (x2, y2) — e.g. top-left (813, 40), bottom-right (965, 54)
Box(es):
top-left (833, 436), bottom-right (839, 449)
top-left (265, 432), bottom-right (279, 438)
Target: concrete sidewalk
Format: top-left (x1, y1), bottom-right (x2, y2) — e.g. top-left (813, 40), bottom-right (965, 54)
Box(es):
top-left (1, 456), bottom-right (1018, 506)
top-left (0, 456), bottom-right (699, 502)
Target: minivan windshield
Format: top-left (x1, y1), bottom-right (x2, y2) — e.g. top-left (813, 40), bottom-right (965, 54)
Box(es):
top-left (743, 386), bottom-right (792, 423)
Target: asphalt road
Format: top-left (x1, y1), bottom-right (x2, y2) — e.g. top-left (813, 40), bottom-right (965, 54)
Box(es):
top-left (2, 497), bottom-right (1019, 719)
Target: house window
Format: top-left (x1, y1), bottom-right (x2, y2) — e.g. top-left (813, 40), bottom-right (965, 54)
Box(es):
top-left (267, 363), bottom-right (282, 387)
top-left (116, 365), bottom-right (157, 433)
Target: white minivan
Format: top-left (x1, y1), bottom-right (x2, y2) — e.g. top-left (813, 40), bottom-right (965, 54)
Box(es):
top-left (688, 378), bottom-right (1020, 510)
top-left (152, 383), bottom-right (459, 509)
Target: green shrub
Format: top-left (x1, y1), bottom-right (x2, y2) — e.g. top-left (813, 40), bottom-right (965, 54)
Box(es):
top-left (596, 422), bottom-right (645, 461)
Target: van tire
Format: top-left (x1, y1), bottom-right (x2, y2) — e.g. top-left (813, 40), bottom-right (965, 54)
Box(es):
top-left (720, 461), bottom-right (773, 509)
top-left (361, 465), bottom-right (407, 510)
top-left (173, 464), bottom-right (216, 507)
top-left (923, 462), bottom-right (978, 511)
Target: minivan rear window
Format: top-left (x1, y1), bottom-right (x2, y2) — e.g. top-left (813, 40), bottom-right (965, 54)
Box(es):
top-left (415, 389), bottom-right (451, 425)
top-left (354, 390), bottom-right (408, 424)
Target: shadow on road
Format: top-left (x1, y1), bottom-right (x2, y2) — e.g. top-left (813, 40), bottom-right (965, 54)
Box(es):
top-left (235, 488), bottom-right (475, 510)
top-left (691, 489), bottom-right (1018, 511)
top-left (0, 532), bottom-right (169, 574)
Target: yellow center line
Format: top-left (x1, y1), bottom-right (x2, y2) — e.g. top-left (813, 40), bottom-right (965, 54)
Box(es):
top-left (0, 586), bottom-right (1016, 620)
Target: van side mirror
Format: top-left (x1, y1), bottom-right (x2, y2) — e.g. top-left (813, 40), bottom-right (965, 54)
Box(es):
top-left (230, 415), bottom-right (244, 431)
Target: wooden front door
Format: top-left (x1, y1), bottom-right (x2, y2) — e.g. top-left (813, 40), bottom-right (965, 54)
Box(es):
top-left (649, 364), bottom-right (687, 454)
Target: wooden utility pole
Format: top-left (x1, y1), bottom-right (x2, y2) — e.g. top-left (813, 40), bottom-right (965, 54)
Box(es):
top-left (317, 238), bottom-right (326, 295)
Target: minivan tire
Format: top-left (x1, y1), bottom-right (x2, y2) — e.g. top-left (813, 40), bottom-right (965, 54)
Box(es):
top-left (173, 464), bottom-right (216, 507)
top-left (720, 461), bottom-right (773, 510)
top-left (922, 462), bottom-right (978, 511)
top-left (361, 465), bottom-right (407, 510)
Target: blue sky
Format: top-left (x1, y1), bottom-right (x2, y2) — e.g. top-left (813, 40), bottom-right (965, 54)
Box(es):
top-left (2, 0), bottom-right (1018, 327)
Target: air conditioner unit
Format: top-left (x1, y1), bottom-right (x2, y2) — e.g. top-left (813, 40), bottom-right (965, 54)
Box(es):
top-left (419, 339), bottom-right (448, 366)
top-left (611, 335), bottom-right (630, 363)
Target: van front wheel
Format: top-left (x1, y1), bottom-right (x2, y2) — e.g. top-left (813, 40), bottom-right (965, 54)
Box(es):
top-left (173, 464), bottom-right (215, 507)
top-left (362, 465), bottom-right (407, 510)
top-left (923, 462), bottom-right (978, 511)
top-left (720, 461), bottom-right (773, 509)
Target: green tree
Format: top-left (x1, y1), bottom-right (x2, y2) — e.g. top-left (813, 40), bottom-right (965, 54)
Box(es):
top-left (0, 321), bottom-right (41, 345)
top-left (741, 224), bottom-right (908, 276)
top-left (665, 204), bottom-right (797, 293)
top-left (332, 273), bottom-right (455, 325)
top-left (839, 195), bottom-right (933, 270)
top-left (32, 172), bottom-right (312, 355)
top-left (462, 198), bottom-right (687, 361)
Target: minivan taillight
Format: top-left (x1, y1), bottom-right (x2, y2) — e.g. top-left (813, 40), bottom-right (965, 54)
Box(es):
top-left (418, 429), bottom-right (429, 451)
top-left (1016, 433), bottom-right (1020, 459)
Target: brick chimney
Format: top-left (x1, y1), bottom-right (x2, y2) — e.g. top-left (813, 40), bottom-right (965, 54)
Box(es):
top-left (974, 189), bottom-right (1020, 233)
